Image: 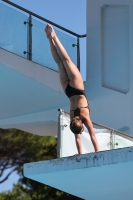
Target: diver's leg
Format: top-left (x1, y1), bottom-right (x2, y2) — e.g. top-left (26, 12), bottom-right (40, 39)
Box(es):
top-left (45, 24), bottom-right (84, 90)
top-left (48, 34), bottom-right (69, 91)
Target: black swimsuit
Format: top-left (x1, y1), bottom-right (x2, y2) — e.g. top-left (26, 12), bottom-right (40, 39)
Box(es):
top-left (65, 84), bottom-right (90, 117)
top-left (65, 84), bottom-right (85, 98)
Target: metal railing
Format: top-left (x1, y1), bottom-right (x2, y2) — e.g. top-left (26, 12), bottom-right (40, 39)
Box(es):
top-left (60, 109), bottom-right (133, 140)
top-left (2, 0), bottom-right (86, 71)
top-left (92, 121), bottom-right (133, 141)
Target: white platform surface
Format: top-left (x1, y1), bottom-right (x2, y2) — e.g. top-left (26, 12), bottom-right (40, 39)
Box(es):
top-left (24, 147), bottom-right (133, 200)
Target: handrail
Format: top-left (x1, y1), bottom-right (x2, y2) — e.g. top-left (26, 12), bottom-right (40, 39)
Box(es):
top-left (92, 121), bottom-right (133, 141)
top-left (59, 109), bottom-right (133, 141)
top-left (2, 0), bottom-right (87, 38)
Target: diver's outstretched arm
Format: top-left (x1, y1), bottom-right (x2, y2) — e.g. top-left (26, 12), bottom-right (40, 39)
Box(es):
top-left (84, 118), bottom-right (99, 152)
top-left (74, 134), bottom-right (82, 154)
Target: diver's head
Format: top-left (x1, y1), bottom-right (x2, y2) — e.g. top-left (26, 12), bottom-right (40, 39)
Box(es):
top-left (70, 116), bottom-right (84, 134)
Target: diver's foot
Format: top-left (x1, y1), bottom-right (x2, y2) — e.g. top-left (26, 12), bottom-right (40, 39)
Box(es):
top-left (45, 24), bottom-right (56, 39)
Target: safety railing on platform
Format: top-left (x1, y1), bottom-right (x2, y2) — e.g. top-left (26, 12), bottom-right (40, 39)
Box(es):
top-left (92, 121), bottom-right (133, 150)
top-left (0, 0), bottom-right (86, 71)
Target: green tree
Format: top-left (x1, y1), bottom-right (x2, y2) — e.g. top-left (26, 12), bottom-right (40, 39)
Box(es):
top-left (0, 182), bottom-right (31, 200)
top-left (0, 128), bottom-right (56, 183)
top-left (0, 128), bottom-right (81, 200)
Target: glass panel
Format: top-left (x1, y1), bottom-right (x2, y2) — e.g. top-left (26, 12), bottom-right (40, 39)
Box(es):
top-left (113, 134), bottom-right (133, 149)
top-left (0, 3), bottom-right (28, 58)
top-left (32, 19), bottom-right (77, 71)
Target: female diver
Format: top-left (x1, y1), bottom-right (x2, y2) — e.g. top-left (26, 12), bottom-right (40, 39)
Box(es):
top-left (45, 24), bottom-right (99, 154)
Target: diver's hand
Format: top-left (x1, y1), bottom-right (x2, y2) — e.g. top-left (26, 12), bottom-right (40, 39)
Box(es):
top-left (73, 153), bottom-right (80, 156)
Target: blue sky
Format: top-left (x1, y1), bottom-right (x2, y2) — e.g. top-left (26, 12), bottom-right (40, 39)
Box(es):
top-left (0, 0), bottom-right (86, 192)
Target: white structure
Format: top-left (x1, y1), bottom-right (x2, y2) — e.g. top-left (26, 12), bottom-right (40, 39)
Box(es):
top-left (24, 147), bottom-right (133, 200)
top-left (1, 0), bottom-right (133, 199)
top-left (1, 0), bottom-right (133, 137)
top-left (0, 48), bottom-right (69, 135)
top-left (86, 0), bottom-right (133, 135)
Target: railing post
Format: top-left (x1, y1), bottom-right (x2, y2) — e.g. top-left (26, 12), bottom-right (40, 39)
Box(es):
top-left (57, 109), bottom-right (62, 158)
top-left (77, 37), bottom-right (80, 71)
top-left (110, 129), bottom-right (114, 150)
top-left (28, 14), bottom-right (32, 61)
top-left (24, 14), bottom-right (32, 60)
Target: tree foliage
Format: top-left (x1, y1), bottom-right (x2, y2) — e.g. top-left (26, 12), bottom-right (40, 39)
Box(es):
top-left (0, 128), bottom-right (81, 200)
top-left (0, 128), bottom-right (56, 184)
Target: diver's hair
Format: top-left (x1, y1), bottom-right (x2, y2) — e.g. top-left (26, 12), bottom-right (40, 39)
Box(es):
top-left (70, 116), bottom-right (83, 134)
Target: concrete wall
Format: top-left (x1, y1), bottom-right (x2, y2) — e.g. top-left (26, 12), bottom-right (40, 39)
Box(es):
top-left (86, 0), bottom-right (133, 135)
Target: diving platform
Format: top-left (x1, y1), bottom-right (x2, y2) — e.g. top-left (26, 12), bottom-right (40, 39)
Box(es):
top-left (24, 110), bottom-right (133, 199)
top-left (24, 147), bottom-right (133, 200)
